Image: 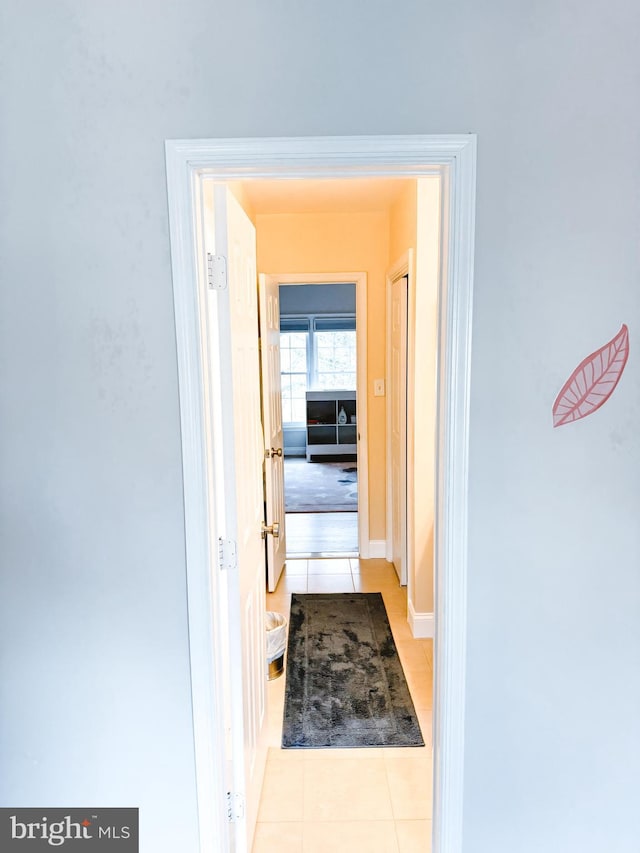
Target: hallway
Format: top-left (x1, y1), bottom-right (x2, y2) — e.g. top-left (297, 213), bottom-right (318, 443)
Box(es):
top-left (254, 557), bottom-right (433, 853)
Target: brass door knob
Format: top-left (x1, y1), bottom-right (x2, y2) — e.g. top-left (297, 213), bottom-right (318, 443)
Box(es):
top-left (265, 447), bottom-right (283, 458)
top-left (261, 521), bottom-right (280, 539)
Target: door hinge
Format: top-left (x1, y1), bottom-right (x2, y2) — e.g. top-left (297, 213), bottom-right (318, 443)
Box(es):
top-left (218, 538), bottom-right (237, 571)
top-left (227, 791), bottom-right (245, 823)
top-left (207, 253), bottom-right (228, 290)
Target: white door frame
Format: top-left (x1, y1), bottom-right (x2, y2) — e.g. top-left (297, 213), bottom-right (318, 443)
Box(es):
top-left (165, 135), bottom-right (477, 853)
top-left (386, 252), bottom-right (412, 583)
top-left (266, 272), bottom-right (370, 557)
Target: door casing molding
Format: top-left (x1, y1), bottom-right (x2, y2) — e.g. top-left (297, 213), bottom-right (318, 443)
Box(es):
top-left (386, 251), bottom-right (413, 587)
top-left (165, 134), bottom-right (477, 853)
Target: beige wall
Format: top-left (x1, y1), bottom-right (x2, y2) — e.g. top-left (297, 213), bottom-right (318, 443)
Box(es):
top-left (388, 179), bottom-right (438, 614)
top-left (227, 181), bottom-right (256, 224)
top-left (256, 193), bottom-right (439, 616)
top-left (413, 178), bottom-right (440, 614)
top-left (389, 182), bottom-right (422, 608)
top-left (389, 181), bottom-right (418, 265)
top-left (257, 211), bottom-right (389, 542)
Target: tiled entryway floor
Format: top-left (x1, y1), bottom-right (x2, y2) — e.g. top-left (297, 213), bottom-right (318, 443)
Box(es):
top-left (254, 557), bottom-right (433, 853)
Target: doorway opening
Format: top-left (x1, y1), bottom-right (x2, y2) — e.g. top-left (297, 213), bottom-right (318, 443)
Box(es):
top-left (165, 134), bottom-right (476, 853)
top-left (258, 267), bottom-right (369, 592)
top-left (270, 278), bottom-right (365, 558)
top-left (280, 281), bottom-right (358, 557)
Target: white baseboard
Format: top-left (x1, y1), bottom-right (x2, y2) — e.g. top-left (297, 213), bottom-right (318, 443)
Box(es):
top-left (408, 600), bottom-right (435, 638)
top-left (367, 540), bottom-right (387, 559)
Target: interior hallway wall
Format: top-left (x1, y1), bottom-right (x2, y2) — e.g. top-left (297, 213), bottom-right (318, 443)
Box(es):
top-left (2, 2), bottom-right (639, 851)
top-left (388, 179), bottom-right (437, 615)
top-left (257, 211), bottom-right (390, 542)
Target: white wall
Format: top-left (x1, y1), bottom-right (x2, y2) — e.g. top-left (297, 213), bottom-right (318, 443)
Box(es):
top-left (1, 2), bottom-right (639, 852)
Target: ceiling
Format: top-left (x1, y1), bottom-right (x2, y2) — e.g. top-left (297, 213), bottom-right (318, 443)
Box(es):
top-left (236, 177), bottom-right (415, 216)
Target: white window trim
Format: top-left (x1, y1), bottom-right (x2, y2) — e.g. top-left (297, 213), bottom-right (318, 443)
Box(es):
top-left (280, 313), bottom-right (358, 425)
top-left (279, 324), bottom-right (310, 426)
top-left (311, 316), bottom-right (357, 390)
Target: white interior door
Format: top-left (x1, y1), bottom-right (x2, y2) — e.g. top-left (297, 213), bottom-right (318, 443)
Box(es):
top-left (210, 185), bottom-right (268, 851)
top-left (258, 274), bottom-right (287, 592)
top-left (390, 275), bottom-right (408, 585)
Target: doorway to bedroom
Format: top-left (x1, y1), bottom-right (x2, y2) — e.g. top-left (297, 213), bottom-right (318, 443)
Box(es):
top-left (279, 281), bottom-right (359, 557)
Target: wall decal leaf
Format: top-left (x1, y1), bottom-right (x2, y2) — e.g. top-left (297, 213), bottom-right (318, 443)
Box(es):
top-left (552, 324), bottom-right (629, 427)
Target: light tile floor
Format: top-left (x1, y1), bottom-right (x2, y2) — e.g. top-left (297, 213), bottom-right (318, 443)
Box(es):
top-left (254, 557), bottom-right (433, 853)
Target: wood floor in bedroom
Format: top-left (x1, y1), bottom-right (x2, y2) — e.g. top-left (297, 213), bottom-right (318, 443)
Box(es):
top-left (285, 511), bottom-right (358, 557)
